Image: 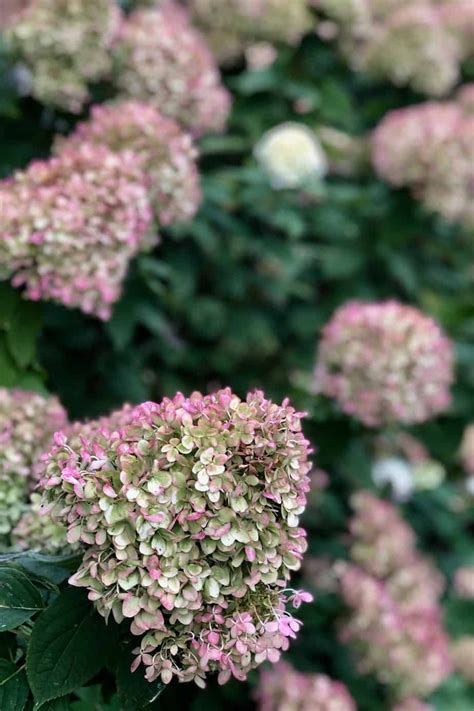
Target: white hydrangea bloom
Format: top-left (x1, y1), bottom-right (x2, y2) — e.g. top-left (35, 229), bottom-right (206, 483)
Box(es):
top-left (372, 457), bottom-right (414, 501)
top-left (255, 122), bottom-right (328, 189)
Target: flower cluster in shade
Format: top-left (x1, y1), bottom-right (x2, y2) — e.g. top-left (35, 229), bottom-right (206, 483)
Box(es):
top-left (0, 388), bottom-right (67, 547)
top-left (3, 0), bottom-right (120, 112)
top-left (338, 493), bottom-right (452, 700)
top-left (391, 701), bottom-right (433, 711)
top-left (11, 492), bottom-right (72, 553)
top-left (454, 566), bottom-right (474, 599)
top-left (372, 88), bottom-right (474, 232)
top-left (313, 300), bottom-right (454, 428)
top-left (54, 101), bottom-right (202, 227)
top-left (313, 0), bottom-right (474, 96)
top-left (371, 432), bottom-right (445, 501)
top-left (0, 143), bottom-right (155, 320)
top-left (189, 0), bottom-right (313, 65)
top-left (40, 388), bottom-right (313, 686)
top-left (255, 660), bottom-right (356, 711)
top-left (112, 2), bottom-right (231, 136)
top-left (255, 123), bottom-right (328, 190)
top-left (451, 636), bottom-right (474, 683)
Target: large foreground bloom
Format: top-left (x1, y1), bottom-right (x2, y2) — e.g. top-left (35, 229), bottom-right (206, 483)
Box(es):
top-left (40, 389), bottom-right (313, 685)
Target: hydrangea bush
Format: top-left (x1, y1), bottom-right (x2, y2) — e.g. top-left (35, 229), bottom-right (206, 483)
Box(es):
top-left (0, 1), bottom-right (473, 709)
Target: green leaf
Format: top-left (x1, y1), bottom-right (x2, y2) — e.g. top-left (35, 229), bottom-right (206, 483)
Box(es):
top-left (0, 567), bottom-right (44, 632)
top-left (0, 552), bottom-right (81, 585)
top-left (6, 300), bottom-right (41, 368)
top-left (116, 648), bottom-right (165, 710)
top-left (0, 660), bottom-right (29, 711)
top-left (0, 336), bottom-right (19, 387)
top-left (27, 588), bottom-right (112, 706)
top-left (36, 697), bottom-right (71, 711)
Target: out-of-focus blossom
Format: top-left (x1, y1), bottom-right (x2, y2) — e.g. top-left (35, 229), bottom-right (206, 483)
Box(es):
top-left (460, 424), bottom-right (474, 476)
top-left (190, 0), bottom-right (312, 64)
top-left (313, 300), bottom-right (453, 428)
top-left (372, 432), bottom-right (444, 499)
top-left (372, 457), bottom-right (414, 502)
top-left (0, 144), bottom-right (154, 320)
top-left (454, 566), bottom-right (474, 599)
top-left (0, 388), bottom-right (67, 546)
top-left (339, 493), bottom-right (452, 699)
top-left (451, 636), bottom-right (474, 683)
top-left (314, 0), bottom-right (472, 97)
top-left (11, 492), bottom-right (73, 553)
top-left (317, 126), bottom-right (369, 176)
top-left (303, 555), bottom-right (341, 593)
top-left (391, 700), bottom-right (434, 711)
top-left (362, 5), bottom-right (461, 97)
top-left (4, 0), bottom-right (120, 112)
top-left (245, 42), bottom-right (278, 71)
top-left (411, 460), bottom-right (445, 491)
top-left (40, 389), bottom-right (313, 685)
top-left (0, 0), bottom-right (29, 28)
top-left (54, 101), bottom-right (201, 227)
top-left (372, 88), bottom-right (474, 232)
top-left (112, 2), bottom-right (231, 135)
top-left (255, 123), bottom-right (328, 189)
top-left (256, 660), bottom-right (356, 711)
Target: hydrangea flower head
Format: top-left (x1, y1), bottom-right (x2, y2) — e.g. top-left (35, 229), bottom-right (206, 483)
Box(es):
top-left (313, 300), bottom-right (454, 427)
top-left (339, 493), bottom-right (452, 699)
top-left (0, 388), bottom-right (67, 546)
top-left (256, 660), bottom-right (356, 711)
top-left (0, 143), bottom-right (154, 319)
top-left (451, 636), bottom-right (474, 683)
top-left (255, 123), bottom-right (328, 189)
top-left (372, 92), bottom-right (474, 231)
top-left (41, 388), bottom-right (313, 685)
top-left (190, 0), bottom-right (313, 64)
top-left (314, 0), bottom-right (472, 97)
top-left (454, 566), bottom-right (474, 599)
top-left (4, 0), bottom-right (120, 112)
top-left (112, 2), bottom-right (231, 135)
top-left (55, 101), bottom-right (202, 227)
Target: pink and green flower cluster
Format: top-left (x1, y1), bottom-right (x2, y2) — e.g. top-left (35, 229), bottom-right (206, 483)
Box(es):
top-left (54, 100), bottom-right (202, 228)
top-left (112, 2), bottom-right (231, 135)
top-left (313, 300), bottom-right (453, 427)
top-left (0, 387), bottom-right (67, 546)
top-left (256, 660), bottom-right (356, 711)
top-left (339, 493), bottom-right (452, 700)
top-left (40, 389), bottom-right (313, 685)
top-left (0, 143), bottom-right (154, 320)
top-left (189, 0), bottom-right (313, 64)
top-left (314, 0), bottom-right (473, 96)
top-left (372, 88), bottom-right (474, 231)
top-left (4, 0), bottom-right (120, 112)
top-left (451, 636), bottom-right (474, 683)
